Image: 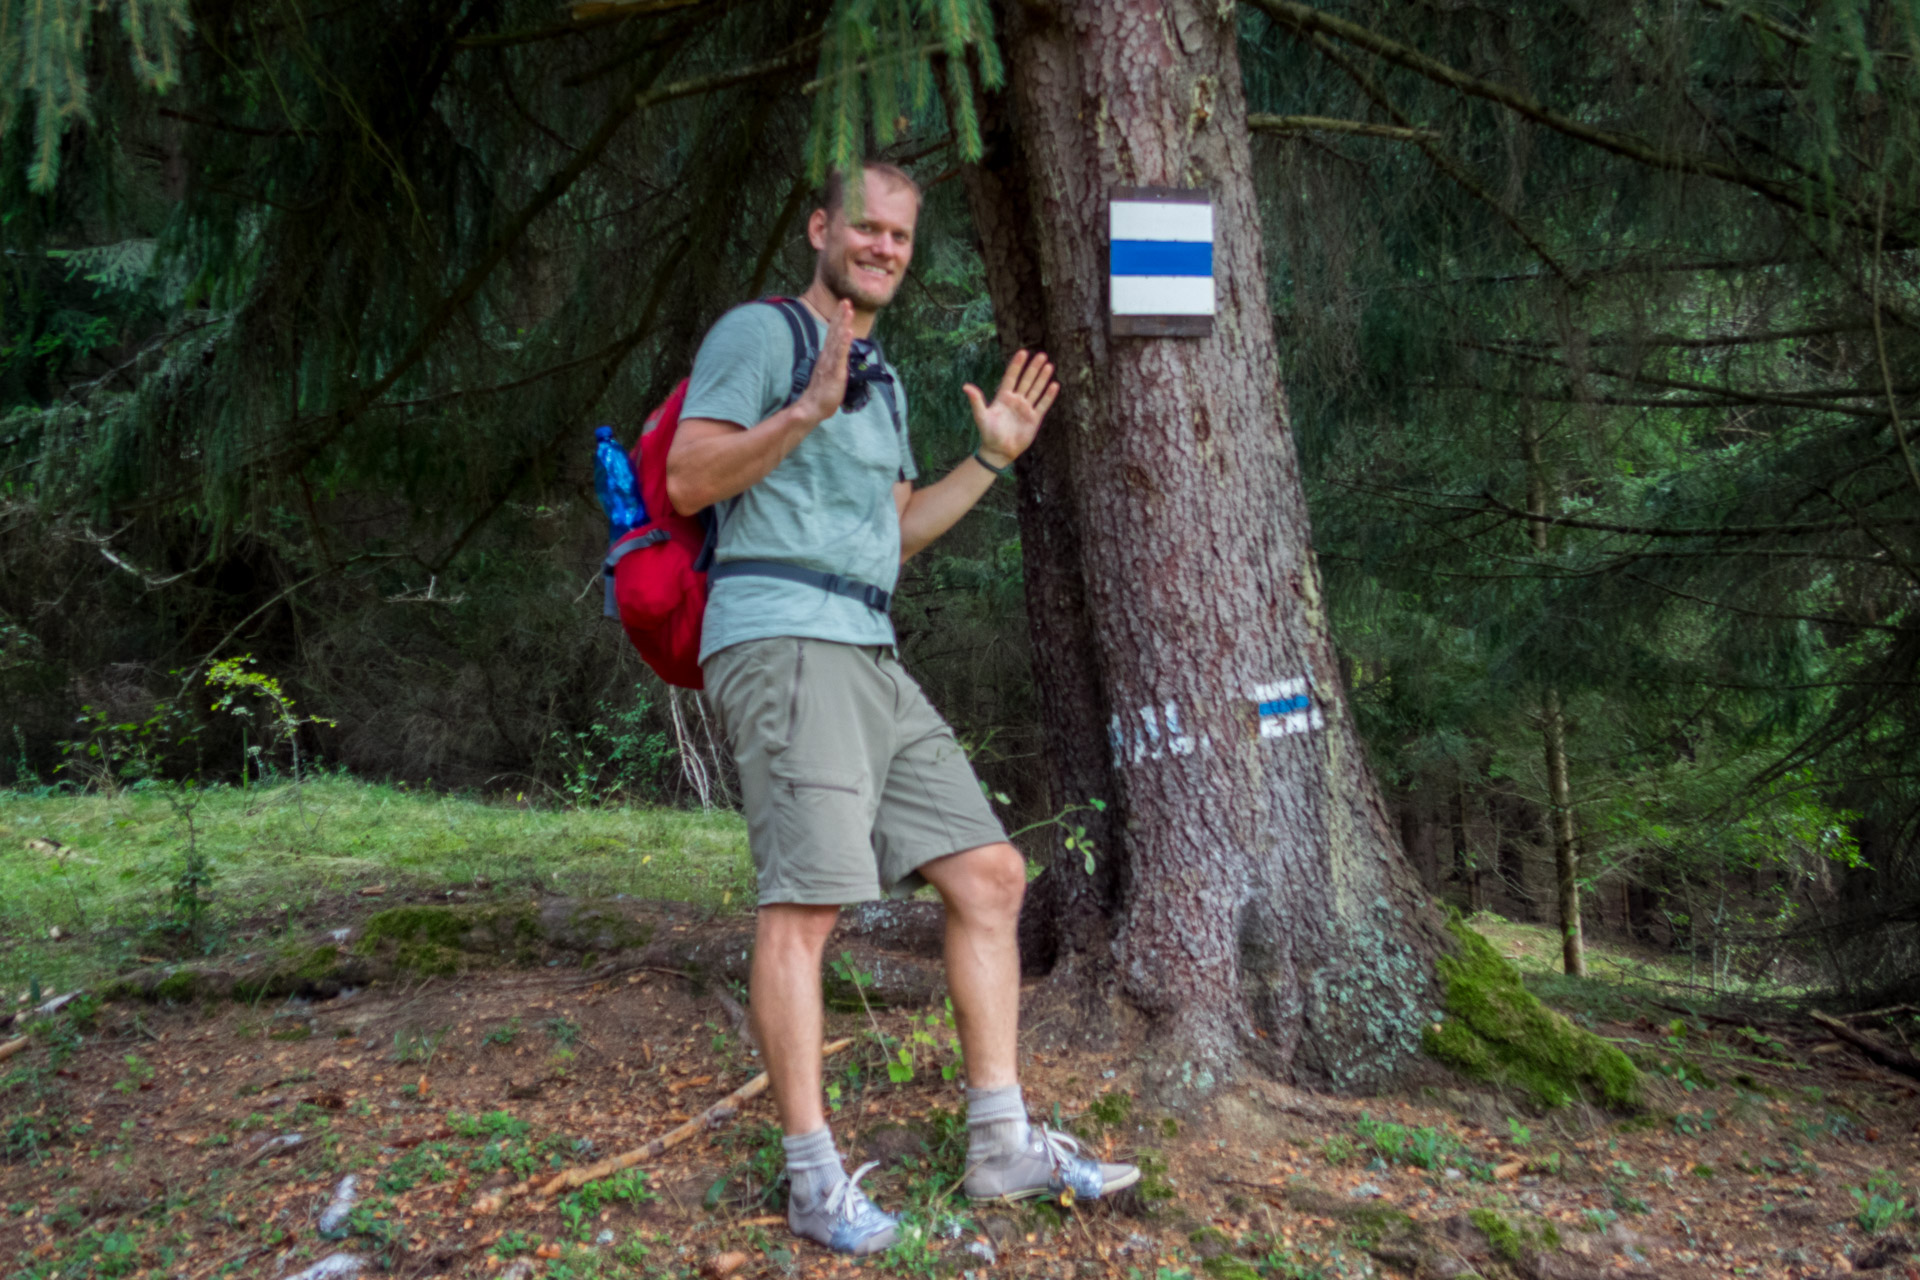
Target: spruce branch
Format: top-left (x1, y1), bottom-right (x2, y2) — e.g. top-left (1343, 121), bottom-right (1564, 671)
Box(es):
top-left (1244, 0), bottom-right (1915, 239)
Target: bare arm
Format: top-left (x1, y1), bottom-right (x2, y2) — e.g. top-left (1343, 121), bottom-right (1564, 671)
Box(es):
top-left (665, 300), bottom-right (856, 515)
top-left (897, 463), bottom-right (997, 562)
top-left (897, 350), bottom-right (1058, 561)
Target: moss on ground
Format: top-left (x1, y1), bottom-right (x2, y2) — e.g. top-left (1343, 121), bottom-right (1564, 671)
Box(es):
top-left (357, 905), bottom-right (475, 975)
top-left (151, 970), bottom-right (199, 1002)
top-left (1423, 917), bottom-right (1642, 1109)
top-left (355, 903), bottom-right (544, 975)
top-left (1467, 1207), bottom-right (1560, 1262)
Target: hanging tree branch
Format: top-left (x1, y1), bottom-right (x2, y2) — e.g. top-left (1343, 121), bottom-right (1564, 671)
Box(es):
top-left (1247, 113), bottom-right (1436, 141)
top-left (1295, 30), bottom-right (1576, 284)
top-left (268, 31), bottom-right (815, 480)
top-left (1242, 0), bottom-right (1909, 238)
top-left (1475, 490), bottom-right (1920, 541)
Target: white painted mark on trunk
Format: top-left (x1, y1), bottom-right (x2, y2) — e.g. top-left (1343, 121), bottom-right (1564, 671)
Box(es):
top-left (1254, 677), bottom-right (1323, 738)
top-left (1110, 702), bottom-right (1206, 766)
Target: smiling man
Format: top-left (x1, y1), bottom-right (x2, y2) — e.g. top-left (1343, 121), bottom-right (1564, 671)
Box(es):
top-left (665, 161), bottom-right (1138, 1256)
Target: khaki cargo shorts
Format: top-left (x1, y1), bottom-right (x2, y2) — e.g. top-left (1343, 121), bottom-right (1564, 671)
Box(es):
top-left (702, 638), bottom-right (1008, 906)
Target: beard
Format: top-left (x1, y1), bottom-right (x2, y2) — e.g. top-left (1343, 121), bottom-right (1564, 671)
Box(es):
top-left (819, 250), bottom-right (898, 311)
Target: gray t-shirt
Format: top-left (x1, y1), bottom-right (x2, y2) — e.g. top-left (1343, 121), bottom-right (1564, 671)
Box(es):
top-left (682, 302), bottom-right (917, 661)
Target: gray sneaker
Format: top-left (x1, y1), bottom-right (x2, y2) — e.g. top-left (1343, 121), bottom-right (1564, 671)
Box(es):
top-left (964, 1126), bottom-right (1141, 1204)
top-left (789, 1160), bottom-right (899, 1255)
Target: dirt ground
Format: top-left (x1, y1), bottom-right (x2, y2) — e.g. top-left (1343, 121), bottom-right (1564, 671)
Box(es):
top-left (4, 900), bottom-right (1919, 1280)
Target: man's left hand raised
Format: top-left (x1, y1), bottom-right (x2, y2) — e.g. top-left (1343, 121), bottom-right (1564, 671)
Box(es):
top-left (963, 351), bottom-right (1059, 469)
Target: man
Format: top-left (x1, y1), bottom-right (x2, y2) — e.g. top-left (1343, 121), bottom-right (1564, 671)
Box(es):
top-left (665, 161), bottom-right (1138, 1255)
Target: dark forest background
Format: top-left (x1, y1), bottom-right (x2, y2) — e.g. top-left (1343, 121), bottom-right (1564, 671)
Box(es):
top-left (5, 0), bottom-right (1919, 1004)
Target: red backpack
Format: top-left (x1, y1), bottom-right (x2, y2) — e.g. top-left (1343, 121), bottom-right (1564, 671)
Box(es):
top-left (602, 297), bottom-right (899, 690)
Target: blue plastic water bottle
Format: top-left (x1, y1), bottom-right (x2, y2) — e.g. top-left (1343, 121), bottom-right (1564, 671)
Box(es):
top-left (593, 425), bottom-right (646, 543)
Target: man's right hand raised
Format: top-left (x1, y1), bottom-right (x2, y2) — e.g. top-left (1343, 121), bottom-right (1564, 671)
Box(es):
top-left (793, 298), bottom-right (854, 427)
top-left (666, 298), bottom-right (858, 516)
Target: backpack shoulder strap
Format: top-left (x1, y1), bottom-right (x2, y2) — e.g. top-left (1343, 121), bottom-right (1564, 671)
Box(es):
top-left (761, 296), bottom-right (818, 404)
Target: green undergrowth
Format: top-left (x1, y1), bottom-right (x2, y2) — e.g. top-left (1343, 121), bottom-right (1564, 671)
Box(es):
top-left (1424, 917), bottom-right (1643, 1109)
top-left (0, 775), bottom-right (751, 993)
top-left (1468, 1207), bottom-right (1562, 1262)
top-left (1468, 912), bottom-right (1806, 1025)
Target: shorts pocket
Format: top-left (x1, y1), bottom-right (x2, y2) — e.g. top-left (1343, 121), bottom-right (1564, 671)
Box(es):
top-left (763, 761), bottom-right (876, 902)
top-left (768, 762), bottom-right (868, 807)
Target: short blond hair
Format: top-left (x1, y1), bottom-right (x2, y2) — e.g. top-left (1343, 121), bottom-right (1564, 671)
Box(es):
top-left (815, 161), bottom-right (921, 219)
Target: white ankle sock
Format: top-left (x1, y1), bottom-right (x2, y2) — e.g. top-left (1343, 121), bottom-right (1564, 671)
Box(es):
top-left (966, 1083), bottom-right (1031, 1162)
top-left (783, 1126), bottom-right (845, 1207)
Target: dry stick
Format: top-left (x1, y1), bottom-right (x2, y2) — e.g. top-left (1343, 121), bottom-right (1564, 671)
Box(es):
top-left (1810, 1011), bottom-right (1920, 1082)
top-left (0, 1037), bottom-right (28, 1064)
top-left (1847, 1003), bottom-right (1920, 1022)
top-left (472, 1038), bottom-right (854, 1215)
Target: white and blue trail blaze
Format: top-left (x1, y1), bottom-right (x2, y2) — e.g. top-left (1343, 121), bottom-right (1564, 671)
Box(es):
top-left (1109, 196), bottom-right (1214, 319)
top-left (1254, 678), bottom-right (1323, 738)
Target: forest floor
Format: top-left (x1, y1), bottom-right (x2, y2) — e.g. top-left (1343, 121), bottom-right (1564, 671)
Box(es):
top-left (3, 786), bottom-right (1919, 1280)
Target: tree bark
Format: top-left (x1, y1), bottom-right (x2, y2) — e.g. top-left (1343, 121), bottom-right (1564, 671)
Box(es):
top-left (987, 0), bottom-right (1451, 1095)
top-left (947, 53), bottom-right (1121, 979)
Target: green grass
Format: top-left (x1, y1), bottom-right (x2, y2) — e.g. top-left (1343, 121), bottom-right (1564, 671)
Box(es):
top-left (1470, 912), bottom-right (1699, 989)
top-left (1464, 911), bottom-right (1804, 1020)
top-left (0, 775), bottom-right (752, 994)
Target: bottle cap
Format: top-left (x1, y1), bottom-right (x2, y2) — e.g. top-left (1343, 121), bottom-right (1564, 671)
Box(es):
top-left (595, 425), bottom-right (614, 442)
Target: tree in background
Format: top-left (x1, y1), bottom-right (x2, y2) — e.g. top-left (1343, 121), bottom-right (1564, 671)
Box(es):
top-left (1240, 0), bottom-right (1919, 998)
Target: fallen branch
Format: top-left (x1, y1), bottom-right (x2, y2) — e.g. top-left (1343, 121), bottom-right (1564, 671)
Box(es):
top-left (0, 990), bottom-right (84, 1035)
top-left (1811, 1010), bottom-right (1920, 1081)
top-left (472, 1037), bottom-right (854, 1215)
top-left (1844, 1003), bottom-right (1920, 1023)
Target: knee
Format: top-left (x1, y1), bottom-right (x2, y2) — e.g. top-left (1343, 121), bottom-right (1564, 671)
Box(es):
top-left (957, 843), bottom-right (1027, 923)
top-left (756, 904), bottom-right (840, 959)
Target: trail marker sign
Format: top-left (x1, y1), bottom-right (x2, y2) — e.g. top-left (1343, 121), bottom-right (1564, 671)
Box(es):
top-left (1110, 188), bottom-right (1214, 338)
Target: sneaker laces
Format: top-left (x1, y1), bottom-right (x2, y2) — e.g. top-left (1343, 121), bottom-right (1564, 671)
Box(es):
top-left (1032, 1126), bottom-right (1088, 1174)
top-left (823, 1161), bottom-right (887, 1227)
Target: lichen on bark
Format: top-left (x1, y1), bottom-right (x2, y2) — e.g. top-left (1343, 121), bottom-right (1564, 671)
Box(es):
top-left (1422, 916), bottom-right (1641, 1108)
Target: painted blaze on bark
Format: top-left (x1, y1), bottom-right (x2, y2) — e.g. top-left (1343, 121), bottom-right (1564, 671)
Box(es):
top-left (990, 0), bottom-right (1451, 1092)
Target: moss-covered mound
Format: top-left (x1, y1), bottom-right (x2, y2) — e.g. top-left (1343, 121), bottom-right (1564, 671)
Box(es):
top-left (1422, 917), bottom-right (1642, 1109)
top-left (354, 903), bottom-right (542, 975)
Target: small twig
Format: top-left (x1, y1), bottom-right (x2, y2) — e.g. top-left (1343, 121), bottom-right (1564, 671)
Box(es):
top-left (713, 988), bottom-right (758, 1054)
top-left (1212, 1175), bottom-right (1289, 1190)
top-left (473, 1037), bottom-right (854, 1215)
top-left (562, 963), bottom-right (689, 990)
top-left (1845, 1003), bottom-right (1920, 1022)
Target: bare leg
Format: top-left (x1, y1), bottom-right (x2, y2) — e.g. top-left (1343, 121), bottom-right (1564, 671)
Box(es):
top-left (917, 842), bottom-right (1027, 1089)
top-left (751, 903), bottom-right (842, 1135)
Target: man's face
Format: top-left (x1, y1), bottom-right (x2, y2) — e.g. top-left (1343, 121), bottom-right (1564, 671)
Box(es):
top-left (810, 170), bottom-right (918, 312)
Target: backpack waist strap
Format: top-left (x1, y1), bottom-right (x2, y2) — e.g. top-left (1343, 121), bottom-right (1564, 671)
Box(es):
top-left (708, 559), bottom-right (891, 613)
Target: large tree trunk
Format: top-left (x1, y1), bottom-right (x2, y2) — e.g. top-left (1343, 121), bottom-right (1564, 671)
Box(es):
top-left (949, 61), bottom-right (1121, 978)
top-left (985, 0), bottom-right (1451, 1094)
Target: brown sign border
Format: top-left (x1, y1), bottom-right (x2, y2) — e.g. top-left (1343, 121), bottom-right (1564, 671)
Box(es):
top-left (1110, 186), bottom-right (1213, 339)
